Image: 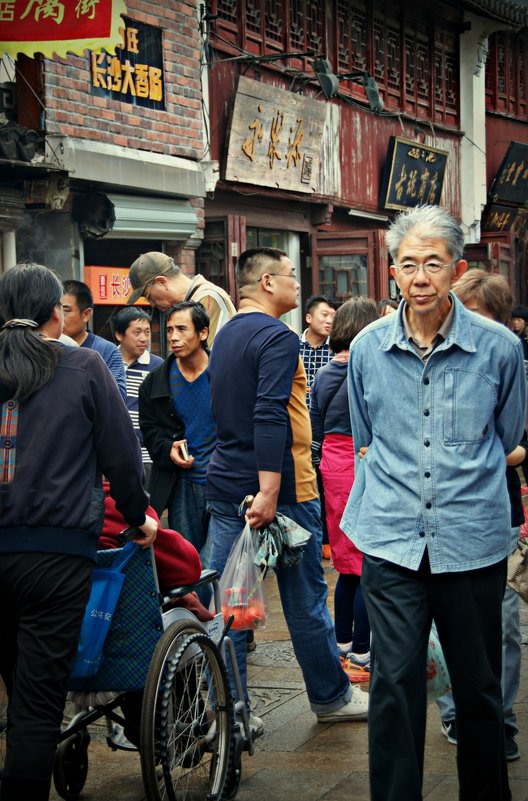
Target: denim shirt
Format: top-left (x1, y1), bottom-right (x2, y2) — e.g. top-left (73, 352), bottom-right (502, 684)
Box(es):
top-left (341, 293), bottom-right (526, 573)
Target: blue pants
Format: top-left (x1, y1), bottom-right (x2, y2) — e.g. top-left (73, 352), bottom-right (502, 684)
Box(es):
top-left (362, 551), bottom-right (510, 801)
top-left (207, 498), bottom-right (351, 714)
top-left (334, 574), bottom-right (370, 652)
top-left (168, 478), bottom-right (212, 606)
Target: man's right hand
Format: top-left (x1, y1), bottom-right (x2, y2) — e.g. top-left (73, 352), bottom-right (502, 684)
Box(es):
top-left (245, 488), bottom-right (279, 529)
top-left (170, 439), bottom-right (194, 468)
top-left (136, 514), bottom-right (158, 548)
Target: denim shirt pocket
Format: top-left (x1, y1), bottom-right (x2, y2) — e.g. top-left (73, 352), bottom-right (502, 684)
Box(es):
top-left (443, 367), bottom-right (497, 445)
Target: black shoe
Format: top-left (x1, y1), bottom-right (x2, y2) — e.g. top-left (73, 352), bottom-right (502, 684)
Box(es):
top-left (440, 719), bottom-right (457, 745)
top-left (505, 733), bottom-right (520, 762)
top-left (246, 630), bottom-right (256, 653)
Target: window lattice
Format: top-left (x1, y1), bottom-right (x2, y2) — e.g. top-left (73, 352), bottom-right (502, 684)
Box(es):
top-left (337, 0), bottom-right (367, 73)
top-left (246, 0), bottom-right (261, 35)
top-left (373, 11), bottom-right (401, 106)
top-left (486, 31), bottom-right (528, 119)
top-left (216, 0), bottom-right (238, 25)
top-left (209, 1), bottom-right (460, 127)
top-left (264, 0), bottom-right (283, 45)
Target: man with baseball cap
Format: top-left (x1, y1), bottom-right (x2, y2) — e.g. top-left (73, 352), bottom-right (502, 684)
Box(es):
top-left (127, 252), bottom-right (235, 348)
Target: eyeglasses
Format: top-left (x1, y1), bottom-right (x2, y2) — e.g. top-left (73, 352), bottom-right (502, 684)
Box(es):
top-left (395, 260), bottom-right (454, 276)
top-left (262, 271), bottom-right (297, 281)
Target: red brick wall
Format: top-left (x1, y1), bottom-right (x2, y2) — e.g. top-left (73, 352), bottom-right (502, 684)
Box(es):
top-left (43, 1), bottom-right (204, 161)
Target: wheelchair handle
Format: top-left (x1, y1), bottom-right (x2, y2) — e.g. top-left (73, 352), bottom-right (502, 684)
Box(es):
top-left (118, 526), bottom-right (145, 545)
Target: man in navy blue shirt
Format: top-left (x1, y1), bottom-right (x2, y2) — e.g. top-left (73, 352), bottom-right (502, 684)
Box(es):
top-left (62, 280), bottom-right (126, 401)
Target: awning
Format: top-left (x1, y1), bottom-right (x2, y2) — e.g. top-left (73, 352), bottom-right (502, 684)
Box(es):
top-left (106, 194), bottom-right (199, 240)
top-left (463, 0), bottom-right (528, 29)
top-left (0, 0), bottom-right (126, 59)
top-left (46, 136), bottom-right (205, 198)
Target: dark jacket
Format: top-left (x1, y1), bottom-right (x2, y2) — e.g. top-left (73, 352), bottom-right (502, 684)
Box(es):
top-left (507, 434), bottom-right (528, 528)
top-left (0, 345), bottom-right (148, 562)
top-left (138, 354), bottom-right (184, 515)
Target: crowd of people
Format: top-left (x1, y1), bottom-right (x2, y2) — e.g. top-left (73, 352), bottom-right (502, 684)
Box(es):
top-left (0, 204), bottom-right (526, 801)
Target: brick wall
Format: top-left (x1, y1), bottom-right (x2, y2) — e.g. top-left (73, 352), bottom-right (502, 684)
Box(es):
top-left (43, 1), bottom-right (204, 161)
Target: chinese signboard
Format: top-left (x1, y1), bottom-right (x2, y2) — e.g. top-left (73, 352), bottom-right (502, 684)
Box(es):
top-left (224, 76), bottom-right (327, 194)
top-left (0, 0), bottom-right (126, 59)
top-left (380, 137), bottom-right (448, 211)
top-left (481, 204), bottom-right (518, 233)
top-left (489, 141), bottom-right (528, 205)
top-left (90, 18), bottom-right (164, 109)
top-left (84, 265), bottom-right (146, 306)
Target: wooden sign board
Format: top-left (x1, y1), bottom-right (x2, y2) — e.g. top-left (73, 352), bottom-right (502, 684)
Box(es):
top-left (489, 141), bottom-right (528, 205)
top-left (380, 137), bottom-right (448, 211)
top-left (481, 204), bottom-right (518, 233)
top-left (224, 76), bottom-right (327, 194)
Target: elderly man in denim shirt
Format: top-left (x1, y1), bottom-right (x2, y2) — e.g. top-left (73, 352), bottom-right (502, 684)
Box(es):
top-left (341, 205), bottom-right (525, 801)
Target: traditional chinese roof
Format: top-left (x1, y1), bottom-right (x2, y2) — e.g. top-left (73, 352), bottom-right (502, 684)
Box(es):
top-left (463, 0), bottom-right (528, 29)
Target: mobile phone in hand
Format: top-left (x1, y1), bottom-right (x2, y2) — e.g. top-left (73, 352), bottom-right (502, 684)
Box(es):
top-left (180, 440), bottom-right (190, 460)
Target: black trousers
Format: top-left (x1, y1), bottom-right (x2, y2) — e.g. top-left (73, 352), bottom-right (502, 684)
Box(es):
top-left (361, 552), bottom-right (510, 801)
top-left (0, 551), bottom-right (92, 801)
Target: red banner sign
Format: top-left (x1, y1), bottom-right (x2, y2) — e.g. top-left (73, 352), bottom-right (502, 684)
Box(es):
top-left (0, 0), bottom-right (126, 59)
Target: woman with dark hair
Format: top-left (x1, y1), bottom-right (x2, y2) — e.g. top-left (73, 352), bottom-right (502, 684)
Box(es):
top-left (310, 297), bottom-right (378, 680)
top-left (0, 263), bottom-right (157, 801)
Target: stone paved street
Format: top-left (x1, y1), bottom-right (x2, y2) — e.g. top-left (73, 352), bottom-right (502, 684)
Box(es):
top-left (48, 559), bottom-right (528, 801)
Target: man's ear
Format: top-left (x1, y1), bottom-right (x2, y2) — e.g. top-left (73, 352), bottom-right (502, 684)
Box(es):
top-left (114, 331), bottom-right (123, 345)
top-left (305, 312), bottom-right (312, 326)
top-left (199, 327), bottom-right (209, 342)
top-left (389, 264), bottom-right (401, 288)
top-left (82, 307), bottom-right (93, 324)
top-left (452, 259), bottom-right (468, 283)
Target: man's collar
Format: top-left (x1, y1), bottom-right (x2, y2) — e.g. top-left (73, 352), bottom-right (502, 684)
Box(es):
top-left (402, 300), bottom-right (454, 347)
top-left (300, 328), bottom-right (330, 347)
top-left (379, 293), bottom-right (477, 354)
top-left (119, 346), bottom-right (152, 366)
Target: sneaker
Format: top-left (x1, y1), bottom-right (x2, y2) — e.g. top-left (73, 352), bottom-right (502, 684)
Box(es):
top-left (322, 544), bottom-right (332, 560)
top-left (440, 719), bottom-right (457, 745)
top-left (316, 686), bottom-right (369, 723)
top-left (340, 654), bottom-right (370, 683)
top-left (249, 714), bottom-right (264, 739)
top-left (505, 733), bottom-right (520, 762)
top-left (347, 650), bottom-right (370, 671)
top-left (107, 723), bottom-right (138, 752)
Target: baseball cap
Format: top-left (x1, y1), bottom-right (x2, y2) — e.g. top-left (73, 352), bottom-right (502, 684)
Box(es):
top-left (127, 252), bottom-right (176, 305)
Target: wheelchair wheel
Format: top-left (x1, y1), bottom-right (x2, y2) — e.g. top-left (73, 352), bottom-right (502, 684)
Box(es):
top-left (141, 621), bottom-right (233, 801)
top-left (53, 729), bottom-right (90, 800)
top-left (0, 676), bottom-right (7, 773)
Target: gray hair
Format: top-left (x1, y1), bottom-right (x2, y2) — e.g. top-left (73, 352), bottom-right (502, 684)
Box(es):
top-left (385, 205), bottom-right (465, 263)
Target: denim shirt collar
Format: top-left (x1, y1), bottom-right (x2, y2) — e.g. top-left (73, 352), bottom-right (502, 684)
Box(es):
top-left (379, 292), bottom-right (477, 356)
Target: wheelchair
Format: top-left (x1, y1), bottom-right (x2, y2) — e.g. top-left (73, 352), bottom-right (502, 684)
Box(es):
top-left (0, 542), bottom-right (255, 801)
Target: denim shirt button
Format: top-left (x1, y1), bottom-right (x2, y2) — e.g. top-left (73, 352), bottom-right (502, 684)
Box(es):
top-left (425, 501), bottom-right (432, 509)
top-left (424, 439), bottom-right (430, 447)
top-left (419, 530), bottom-right (425, 537)
top-left (424, 471), bottom-right (431, 478)
top-left (424, 409), bottom-right (430, 416)
top-left (423, 377), bottom-right (430, 385)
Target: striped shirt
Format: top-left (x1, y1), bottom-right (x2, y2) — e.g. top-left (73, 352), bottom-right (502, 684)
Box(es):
top-left (121, 349), bottom-right (163, 463)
